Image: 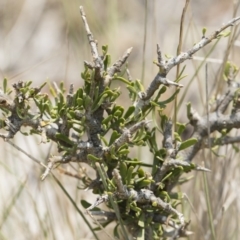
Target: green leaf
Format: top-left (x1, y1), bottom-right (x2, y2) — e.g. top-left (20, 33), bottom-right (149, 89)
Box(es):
top-left (92, 93), bottom-right (108, 112)
top-left (157, 88), bottom-right (180, 105)
top-left (3, 78), bottom-right (7, 93)
top-left (16, 107), bottom-right (26, 119)
top-left (76, 88), bottom-right (83, 99)
top-left (169, 192), bottom-right (183, 200)
top-left (102, 115), bottom-right (113, 125)
top-left (87, 154), bottom-right (101, 161)
top-left (127, 85), bottom-right (138, 101)
top-left (107, 179), bottom-right (116, 191)
top-left (135, 80), bottom-right (144, 92)
top-left (218, 31), bottom-right (231, 38)
top-left (118, 149), bottom-right (130, 155)
top-left (113, 76), bottom-right (131, 85)
top-left (83, 95), bottom-right (92, 109)
top-left (176, 122), bottom-right (186, 135)
top-left (104, 54), bottom-right (111, 70)
top-left (174, 132), bottom-right (182, 142)
top-left (160, 115), bottom-right (168, 131)
top-left (146, 127), bottom-right (158, 153)
top-left (161, 172), bottom-right (172, 183)
top-left (124, 106), bottom-right (135, 119)
top-left (118, 143), bottom-right (128, 152)
top-left (55, 133), bottom-right (74, 146)
top-left (138, 168), bottom-right (145, 178)
top-left (81, 65), bottom-right (91, 80)
top-left (164, 54), bottom-right (173, 59)
top-left (179, 138), bottom-right (197, 151)
top-left (134, 176), bottom-right (146, 184)
top-left (175, 74), bottom-right (187, 83)
top-left (202, 27), bottom-right (207, 36)
top-left (154, 86), bottom-right (167, 101)
top-left (223, 61), bottom-right (238, 80)
top-left (158, 86), bottom-right (167, 95)
top-left (136, 179), bottom-right (152, 188)
top-left (25, 81), bottom-right (33, 87)
top-left (176, 65), bottom-right (186, 82)
top-left (102, 45), bottom-right (108, 55)
top-left (80, 199), bottom-right (91, 209)
top-left (99, 135), bottom-right (108, 146)
top-left (126, 166), bottom-right (134, 185)
top-left (58, 91), bottom-right (65, 106)
top-left (138, 213), bottom-right (145, 228)
top-left (223, 30), bottom-right (231, 37)
top-left (39, 82), bottom-right (47, 91)
top-left (113, 224), bottom-right (120, 239)
top-left (151, 109), bottom-right (162, 133)
top-left (76, 98), bottom-right (83, 107)
top-left (60, 81), bottom-right (65, 93)
top-left (159, 191), bottom-right (171, 202)
top-left (48, 82), bottom-right (57, 98)
top-left (119, 161), bottom-right (128, 182)
top-left (132, 127), bottom-right (147, 143)
top-left (109, 130), bottom-right (120, 145)
top-left (130, 202), bottom-right (142, 212)
top-left (114, 109), bottom-right (123, 118)
top-left (178, 175), bottom-right (194, 184)
top-left (186, 102), bottom-right (192, 120)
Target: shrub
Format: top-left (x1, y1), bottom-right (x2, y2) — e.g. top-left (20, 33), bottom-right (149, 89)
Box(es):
top-left (1, 5), bottom-right (240, 240)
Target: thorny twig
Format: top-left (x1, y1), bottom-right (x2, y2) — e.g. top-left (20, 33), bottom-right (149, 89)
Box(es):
top-left (107, 120), bottom-right (150, 151)
top-left (1, 6), bottom-right (240, 239)
top-left (87, 169), bottom-right (190, 234)
top-left (135, 16), bottom-right (240, 115)
top-left (112, 169), bottom-right (185, 225)
top-left (105, 47), bottom-right (133, 86)
top-left (79, 6), bottom-right (101, 69)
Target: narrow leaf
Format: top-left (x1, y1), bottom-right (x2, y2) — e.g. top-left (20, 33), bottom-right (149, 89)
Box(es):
top-left (179, 138), bottom-right (197, 151)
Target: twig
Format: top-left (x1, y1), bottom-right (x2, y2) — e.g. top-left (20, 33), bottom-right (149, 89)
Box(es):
top-left (41, 155), bottom-right (71, 181)
top-left (154, 158), bottom-right (211, 188)
top-left (166, 16), bottom-right (240, 73)
top-left (79, 6), bottom-right (101, 68)
top-left (204, 135), bottom-right (240, 147)
top-left (88, 210), bottom-right (116, 222)
top-left (182, 98), bottom-right (240, 162)
top-left (86, 195), bottom-right (109, 211)
top-left (107, 120), bottom-right (150, 151)
top-left (105, 47), bottom-right (133, 85)
top-left (162, 120), bottom-right (175, 156)
top-left (58, 167), bottom-right (86, 180)
top-left (135, 16), bottom-right (240, 115)
top-left (112, 169), bottom-right (185, 225)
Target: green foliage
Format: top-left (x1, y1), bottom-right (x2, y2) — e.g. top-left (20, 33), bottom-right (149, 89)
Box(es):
top-left (223, 61), bottom-right (239, 80)
top-left (0, 52), bottom-right (192, 238)
top-left (1, 11), bottom-right (240, 240)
